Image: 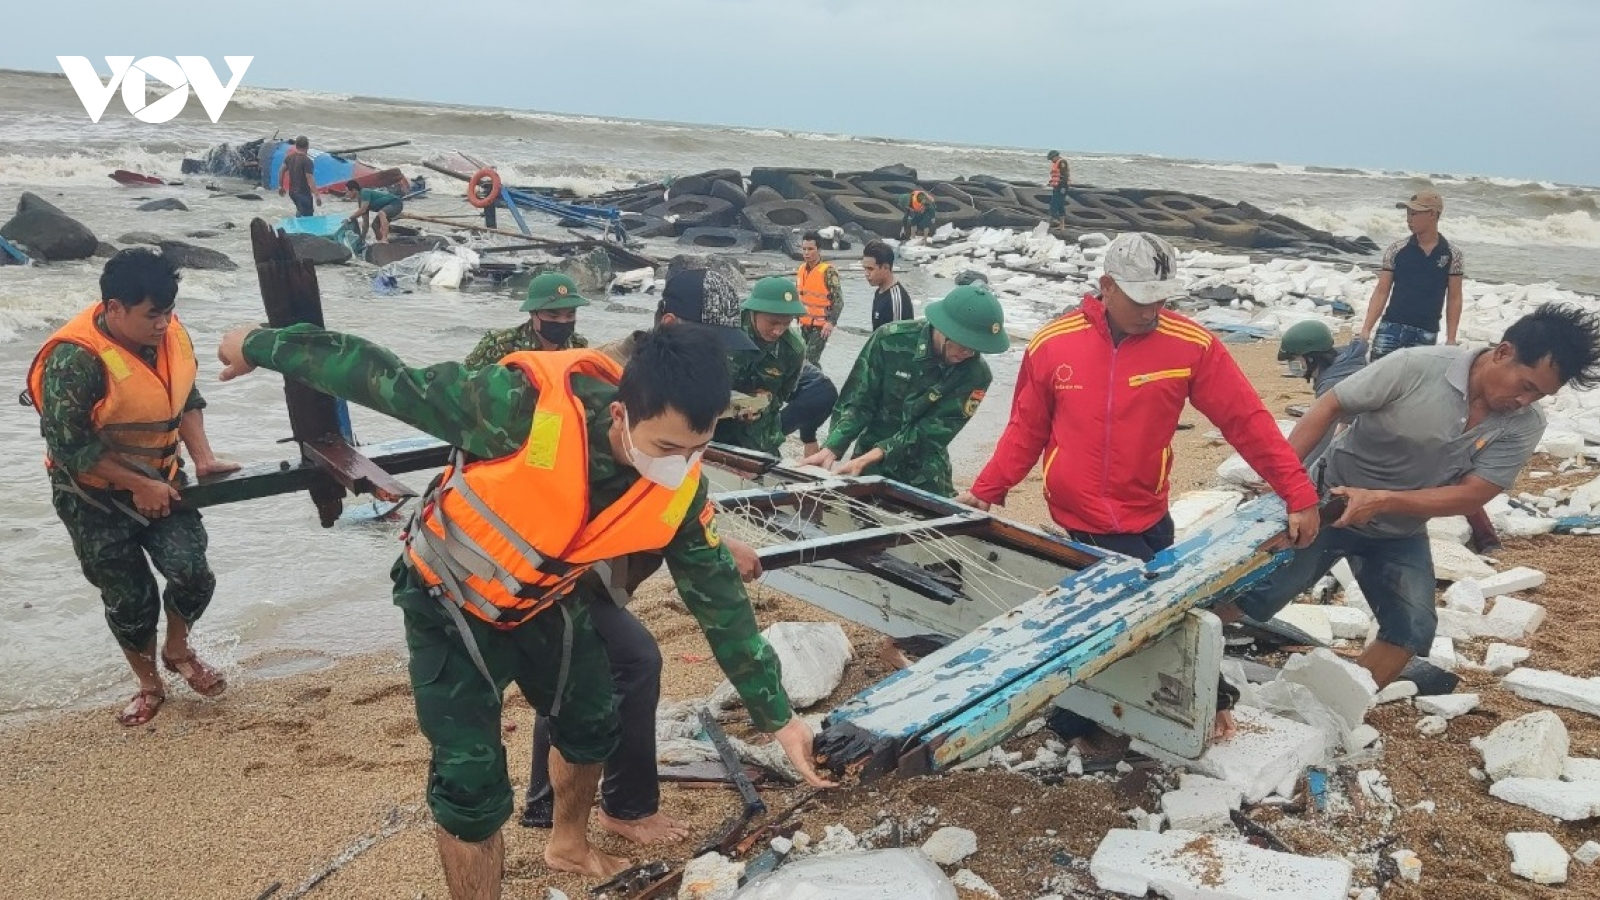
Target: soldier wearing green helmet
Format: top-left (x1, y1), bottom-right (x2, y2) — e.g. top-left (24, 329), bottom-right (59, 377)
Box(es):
top-left (464, 272), bottom-right (591, 368)
top-left (799, 283), bottom-right (1008, 495)
top-left (714, 277), bottom-right (809, 454)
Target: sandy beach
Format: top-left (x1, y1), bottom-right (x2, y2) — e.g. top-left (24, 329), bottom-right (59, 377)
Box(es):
top-left (4, 340), bottom-right (1598, 900)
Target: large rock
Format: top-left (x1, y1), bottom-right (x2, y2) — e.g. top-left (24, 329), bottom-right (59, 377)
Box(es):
top-left (137, 198), bottom-right (188, 212)
top-left (117, 231), bottom-right (165, 246)
top-left (286, 233), bottom-right (352, 265)
top-left (157, 240), bottom-right (238, 271)
top-left (715, 622), bottom-right (852, 709)
top-left (1, 192), bottom-right (98, 261)
top-left (664, 253), bottom-right (746, 290)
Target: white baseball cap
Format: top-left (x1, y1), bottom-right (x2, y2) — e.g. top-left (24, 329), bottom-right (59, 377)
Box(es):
top-left (1104, 232), bottom-right (1185, 305)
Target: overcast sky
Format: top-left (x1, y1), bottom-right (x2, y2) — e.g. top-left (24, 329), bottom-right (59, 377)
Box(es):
top-left (5, 0), bottom-right (1597, 184)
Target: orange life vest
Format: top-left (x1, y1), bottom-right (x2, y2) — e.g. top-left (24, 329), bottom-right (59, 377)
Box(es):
top-left (796, 261), bottom-right (834, 328)
top-left (404, 348), bottom-right (703, 629)
top-left (1049, 158), bottom-right (1069, 188)
top-left (908, 190), bottom-right (929, 213)
top-left (24, 303), bottom-right (197, 489)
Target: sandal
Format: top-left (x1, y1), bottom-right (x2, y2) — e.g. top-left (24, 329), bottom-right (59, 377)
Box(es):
top-left (161, 651), bottom-right (228, 697)
top-left (118, 688), bottom-right (165, 726)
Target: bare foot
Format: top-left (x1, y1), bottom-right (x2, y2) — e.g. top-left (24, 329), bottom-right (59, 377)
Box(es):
top-left (544, 843), bottom-right (631, 879)
top-left (598, 810), bottom-right (690, 845)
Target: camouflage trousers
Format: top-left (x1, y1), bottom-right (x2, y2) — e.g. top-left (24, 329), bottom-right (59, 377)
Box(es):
top-left (800, 324), bottom-right (831, 365)
top-left (52, 484), bottom-right (216, 652)
top-left (393, 558), bottom-right (619, 843)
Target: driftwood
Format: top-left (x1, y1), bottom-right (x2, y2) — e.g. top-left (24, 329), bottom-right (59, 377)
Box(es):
top-left (397, 211), bottom-right (660, 269)
top-left (274, 806), bottom-right (415, 898)
top-left (325, 140), bottom-right (410, 157)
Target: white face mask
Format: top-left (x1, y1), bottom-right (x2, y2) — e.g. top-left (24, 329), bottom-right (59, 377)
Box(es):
top-left (621, 410), bottom-right (703, 490)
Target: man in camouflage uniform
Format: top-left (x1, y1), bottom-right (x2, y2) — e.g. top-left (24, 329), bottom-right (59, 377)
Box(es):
top-left (216, 320), bottom-right (830, 891)
top-left (799, 284), bottom-right (1009, 496)
top-left (28, 248), bottom-right (238, 726)
top-left (464, 272), bottom-right (590, 368)
top-left (714, 277), bottom-right (807, 455)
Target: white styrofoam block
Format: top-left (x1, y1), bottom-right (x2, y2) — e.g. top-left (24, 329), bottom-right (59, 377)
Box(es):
top-left (920, 826), bottom-right (978, 866)
top-left (1480, 711), bottom-right (1570, 782)
top-left (1443, 579), bottom-right (1487, 615)
top-left (1160, 786), bottom-right (1235, 832)
top-left (1330, 558), bottom-right (1356, 590)
top-left (1506, 832), bottom-right (1570, 884)
top-left (1433, 608), bottom-right (1489, 641)
top-left (1574, 841), bottom-right (1600, 866)
top-left (1416, 693), bottom-right (1480, 719)
top-left (1503, 668), bottom-right (1600, 717)
top-left (1426, 515), bottom-right (1472, 545)
top-left (1089, 829), bottom-right (1353, 900)
top-left (950, 869), bottom-right (1000, 898)
top-left (1482, 597), bottom-right (1547, 640)
top-left (1428, 637), bottom-right (1459, 671)
top-left (1277, 649), bottom-right (1377, 731)
top-left (1478, 566), bottom-right (1547, 596)
top-left (1271, 605), bottom-right (1334, 647)
top-left (1374, 681), bottom-right (1418, 704)
top-left (1325, 605), bottom-right (1372, 640)
top-left (1341, 580), bottom-right (1372, 616)
top-left (1177, 774), bottom-right (1246, 810)
top-left (1483, 643), bottom-right (1531, 676)
top-left (1566, 758), bottom-right (1600, 782)
top-left (1131, 707), bottom-right (1326, 803)
top-left (1347, 724), bottom-right (1382, 749)
top-left (1170, 490), bottom-right (1244, 541)
top-left (1431, 540), bottom-right (1497, 582)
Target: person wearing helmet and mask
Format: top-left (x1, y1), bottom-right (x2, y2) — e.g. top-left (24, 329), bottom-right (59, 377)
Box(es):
top-left (464, 272), bottom-right (590, 368)
top-left (715, 277), bottom-right (808, 455)
top-left (798, 283), bottom-right (1008, 496)
top-left (1278, 320), bottom-right (1369, 462)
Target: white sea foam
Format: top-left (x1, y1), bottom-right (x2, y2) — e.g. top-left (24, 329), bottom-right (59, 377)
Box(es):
top-left (1287, 203), bottom-right (1600, 249)
top-left (229, 86), bottom-right (354, 110)
top-left (0, 148), bottom-right (189, 186)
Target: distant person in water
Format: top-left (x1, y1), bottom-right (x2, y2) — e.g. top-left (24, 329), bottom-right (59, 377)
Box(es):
top-left (344, 180), bottom-right (404, 243)
top-left (277, 136), bottom-right (320, 217)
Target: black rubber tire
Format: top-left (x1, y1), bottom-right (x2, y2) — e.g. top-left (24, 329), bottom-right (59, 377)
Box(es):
top-left (619, 211), bottom-right (675, 239)
top-left (1115, 207), bottom-right (1197, 238)
top-left (784, 174), bottom-right (863, 204)
top-left (642, 195), bottom-right (737, 231)
top-left (953, 180), bottom-right (1019, 206)
top-left (978, 206), bottom-right (1046, 229)
top-left (677, 227), bottom-right (762, 254)
top-left (849, 175), bottom-right (921, 205)
top-left (823, 194), bottom-right (904, 235)
top-left (1057, 206), bottom-right (1132, 231)
top-left (1078, 192), bottom-right (1143, 216)
top-left (782, 229), bottom-right (854, 262)
top-left (749, 167), bottom-right (831, 195)
top-left (746, 185), bottom-right (785, 206)
top-left (1194, 212), bottom-right (1264, 248)
top-left (669, 171), bottom-right (739, 198)
top-left (1251, 219), bottom-right (1310, 248)
top-left (932, 195), bottom-right (982, 229)
top-left (1010, 187), bottom-right (1055, 216)
top-left (739, 200), bottom-right (837, 248)
top-left (709, 178), bottom-right (748, 209)
top-left (1144, 194), bottom-right (1215, 220)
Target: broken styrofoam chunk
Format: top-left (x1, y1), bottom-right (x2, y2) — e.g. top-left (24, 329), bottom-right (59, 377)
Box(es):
top-left (814, 825), bottom-right (861, 855)
top-left (1132, 707), bottom-right (1325, 803)
top-left (1480, 711), bottom-right (1570, 782)
top-left (1170, 489), bottom-right (1244, 541)
top-left (1325, 605), bottom-right (1372, 640)
top-left (1177, 773), bottom-right (1246, 809)
top-left (1330, 558), bottom-right (1356, 590)
top-left (1428, 637), bottom-right (1459, 671)
top-left (1358, 770), bottom-right (1395, 805)
top-left (1574, 841), bottom-right (1600, 866)
top-left (1391, 849), bottom-right (1422, 883)
top-left (1481, 597), bottom-right (1547, 641)
top-left (1433, 608), bottom-right (1488, 641)
top-left (1478, 566), bottom-right (1547, 596)
top-left (1483, 643), bottom-right (1531, 676)
top-left (1503, 668), bottom-right (1600, 717)
top-left (1089, 829), bottom-right (1353, 900)
top-left (731, 622), bottom-right (853, 709)
top-left (1426, 515), bottom-right (1472, 545)
top-left (1373, 681), bottom-right (1418, 705)
top-left (950, 869), bottom-right (1000, 898)
top-left (1506, 832), bottom-right (1570, 885)
top-left (733, 849), bottom-right (957, 900)
top-left (1492, 779), bottom-right (1600, 820)
top-left (920, 827), bottom-right (978, 866)
top-left (1277, 648), bottom-right (1377, 732)
top-left (1416, 715), bottom-right (1448, 736)
top-left (1565, 757), bottom-right (1600, 782)
top-left (680, 852), bottom-right (745, 900)
top-left (1271, 605), bottom-right (1334, 647)
top-left (1443, 579), bottom-right (1487, 615)
top-left (1431, 540), bottom-right (1497, 582)
top-left (1160, 785), bottom-right (1235, 832)
top-left (1347, 724), bottom-right (1382, 749)
top-left (1416, 693), bottom-right (1480, 719)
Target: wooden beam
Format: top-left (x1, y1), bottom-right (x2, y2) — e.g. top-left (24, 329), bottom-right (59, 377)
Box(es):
top-left (182, 436), bottom-right (448, 509)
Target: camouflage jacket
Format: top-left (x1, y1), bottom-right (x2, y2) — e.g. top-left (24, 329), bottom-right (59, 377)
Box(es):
top-left (463, 320), bottom-right (588, 369)
top-left (713, 320), bottom-right (805, 454)
top-left (242, 324), bottom-right (792, 730)
top-left (823, 320), bottom-right (991, 496)
top-left (36, 339), bottom-right (205, 488)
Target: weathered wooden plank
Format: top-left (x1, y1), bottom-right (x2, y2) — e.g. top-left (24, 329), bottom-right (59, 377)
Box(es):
top-left (819, 495), bottom-right (1292, 777)
top-left (182, 436), bottom-right (449, 509)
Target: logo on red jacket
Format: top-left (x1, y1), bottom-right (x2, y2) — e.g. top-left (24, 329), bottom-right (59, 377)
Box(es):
top-left (1053, 364), bottom-right (1081, 391)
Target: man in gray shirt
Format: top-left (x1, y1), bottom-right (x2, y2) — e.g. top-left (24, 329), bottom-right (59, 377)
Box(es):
top-left (1216, 304), bottom-right (1600, 686)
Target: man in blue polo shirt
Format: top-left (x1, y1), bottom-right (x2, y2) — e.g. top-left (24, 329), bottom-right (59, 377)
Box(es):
top-left (1358, 190), bottom-right (1464, 358)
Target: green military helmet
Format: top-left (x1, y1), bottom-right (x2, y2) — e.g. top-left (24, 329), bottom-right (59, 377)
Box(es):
top-left (1278, 319), bottom-right (1334, 360)
top-left (925, 284), bottom-right (1010, 354)
top-left (520, 272), bottom-right (591, 312)
top-left (741, 276), bottom-right (807, 316)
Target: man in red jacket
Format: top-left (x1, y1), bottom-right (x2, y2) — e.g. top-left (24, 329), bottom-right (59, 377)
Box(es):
top-left (957, 232), bottom-right (1322, 734)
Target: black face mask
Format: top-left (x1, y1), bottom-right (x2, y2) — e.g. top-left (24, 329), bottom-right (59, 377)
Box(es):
top-left (536, 318), bottom-right (576, 347)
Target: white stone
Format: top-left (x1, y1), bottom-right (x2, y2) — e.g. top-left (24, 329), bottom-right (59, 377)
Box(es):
top-left (1325, 605), bottom-right (1372, 641)
top-left (547, 890), bottom-right (570, 900)
top-left (1483, 643), bottom-right (1531, 676)
top-left (1565, 757), bottom-right (1600, 782)
top-left (1132, 707), bottom-right (1326, 803)
top-left (1482, 597), bottom-right (1548, 640)
top-left (1574, 841), bottom-right (1600, 866)
top-left (679, 853), bottom-right (744, 900)
top-left (1277, 648), bottom-right (1377, 731)
top-left (1506, 832), bottom-right (1569, 885)
top-left (1431, 540), bottom-right (1497, 581)
top-left (1089, 829), bottom-right (1353, 900)
top-left (1374, 681), bottom-right (1418, 704)
top-left (1346, 724), bottom-right (1382, 749)
top-left (1428, 637), bottom-right (1459, 671)
top-left (1416, 715), bottom-right (1448, 736)
top-left (1504, 668), bottom-right (1600, 717)
top-left (920, 826), bottom-right (978, 866)
top-left (768, 836), bottom-right (793, 856)
top-left (749, 622), bottom-right (854, 709)
top-left (1271, 605), bottom-right (1335, 647)
top-left (1416, 693), bottom-right (1480, 719)
top-left (950, 869), bottom-right (1000, 898)
top-left (1443, 579), bottom-right (1486, 615)
top-left (1492, 778), bottom-right (1600, 820)
top-left (1480, 711), bottom-right (1570, 782)
top-left (1411, 800), bottom-right (1436, 814)
top-left (1479, 566), bottom-right (1547, 595)
top-left (1161, 785), bottom-right (1236, 832)
top-left (1390, 849), bottom-right (1422, 883)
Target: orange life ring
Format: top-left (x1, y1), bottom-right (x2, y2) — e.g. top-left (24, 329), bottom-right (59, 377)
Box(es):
top-left (467, 168), bottom-right (502, 209)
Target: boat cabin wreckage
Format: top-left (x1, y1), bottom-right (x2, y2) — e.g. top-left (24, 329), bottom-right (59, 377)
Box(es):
top-left (185, 218), bottom-right (1296, 779)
